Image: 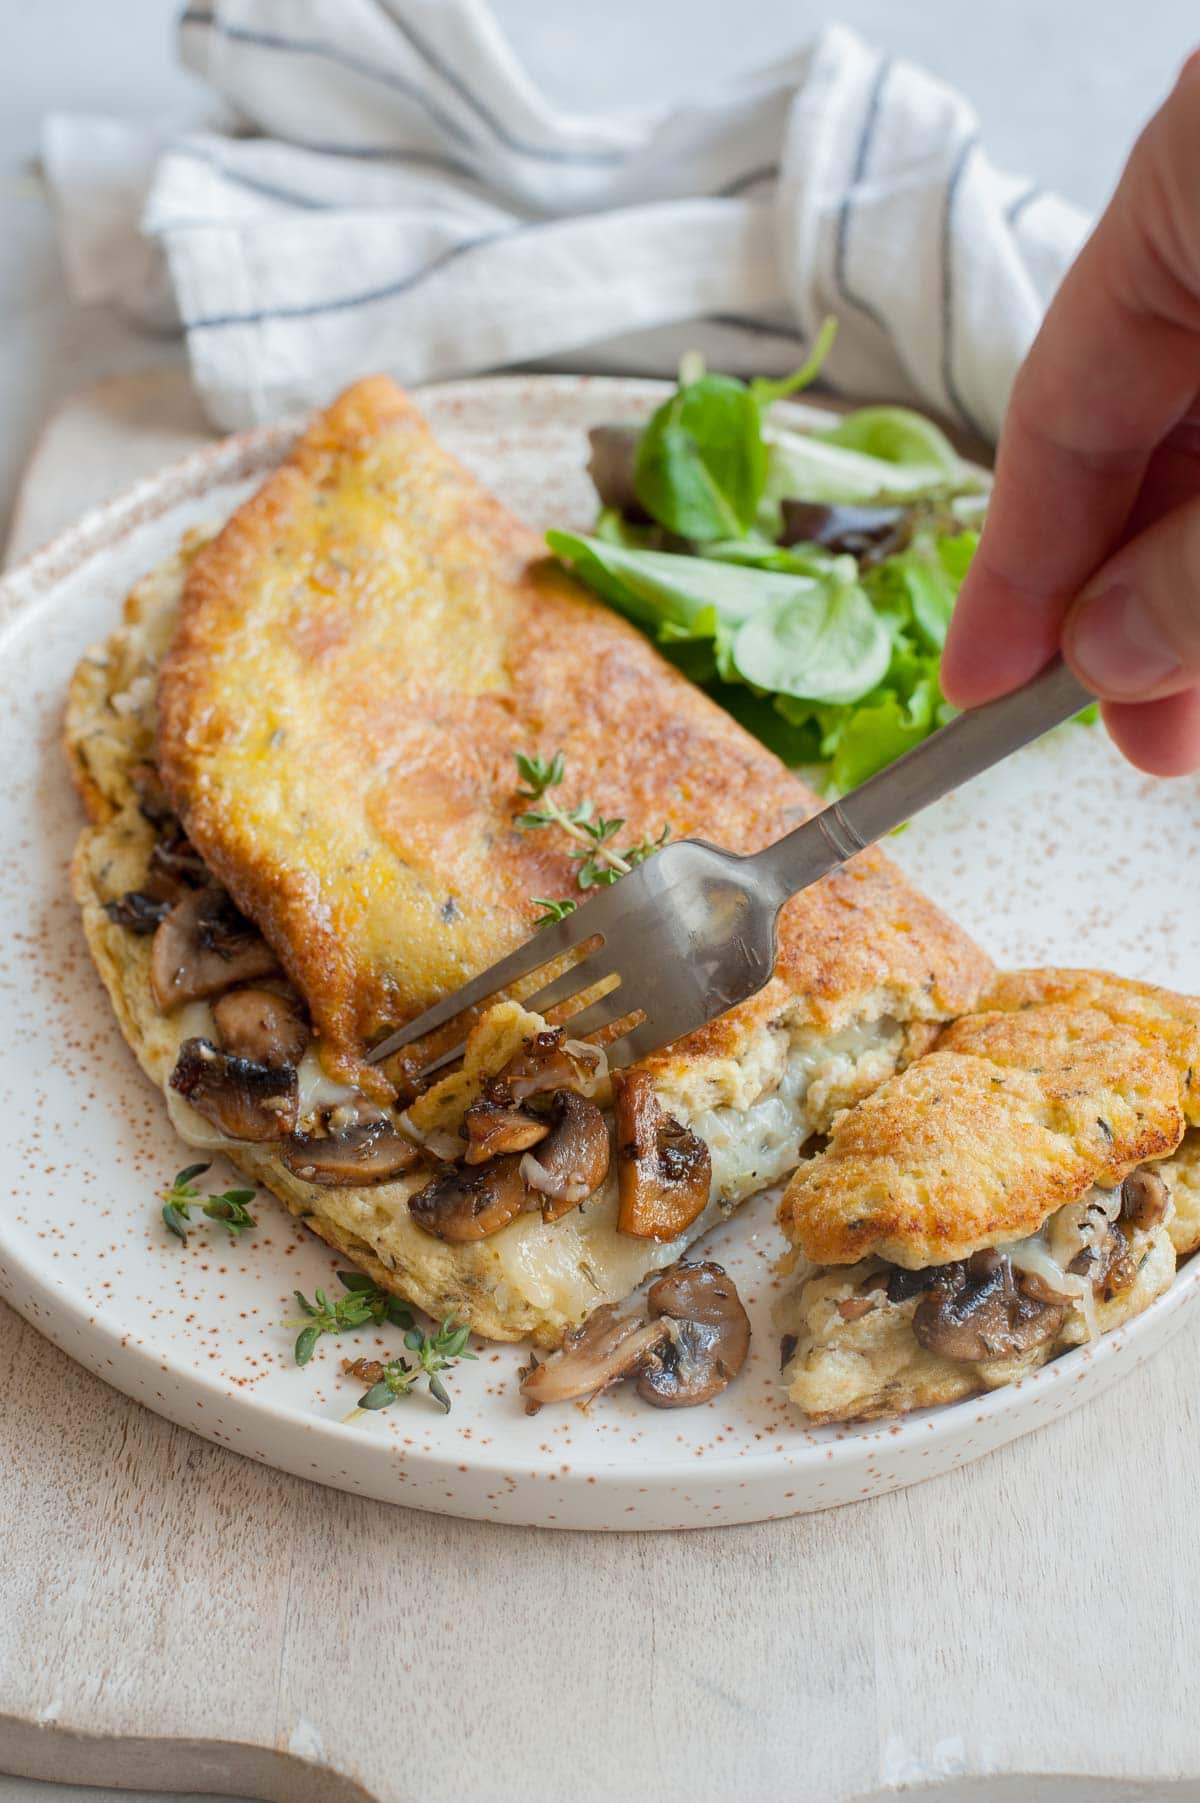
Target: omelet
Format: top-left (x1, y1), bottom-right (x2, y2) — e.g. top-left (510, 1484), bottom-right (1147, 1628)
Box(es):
top-left (777, 969), bottom-right (1200, 1422)
top-left (67, 377), bottom-right (990, 1346)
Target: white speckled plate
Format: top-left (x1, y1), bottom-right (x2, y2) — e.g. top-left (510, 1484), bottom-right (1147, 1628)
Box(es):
top-left (1, 375), bottom-right (1198, 1531)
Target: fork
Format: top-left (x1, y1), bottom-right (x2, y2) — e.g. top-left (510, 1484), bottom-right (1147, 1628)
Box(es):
top-left (369, 657), bottom-right (1092, 1079)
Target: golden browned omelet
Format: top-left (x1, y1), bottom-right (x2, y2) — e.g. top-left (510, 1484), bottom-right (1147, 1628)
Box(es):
top-left (777, 970), bottom-right (1200, 1423)
top-left (155, 376), bottom-right (988, 1097)
top-left (68, 378), bottom-right (991, 1346)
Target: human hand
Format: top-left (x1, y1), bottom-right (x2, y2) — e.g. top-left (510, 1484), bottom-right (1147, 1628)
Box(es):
top-left (941, 53), bottom-right (1200, 775)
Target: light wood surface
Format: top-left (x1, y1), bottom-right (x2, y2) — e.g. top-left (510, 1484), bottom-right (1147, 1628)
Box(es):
top-left (5, 374), bottom-right (1200, 1803)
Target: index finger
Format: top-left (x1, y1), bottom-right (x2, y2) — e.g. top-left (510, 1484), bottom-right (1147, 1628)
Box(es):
top-left (941, 53), bottom-right (1200, 707)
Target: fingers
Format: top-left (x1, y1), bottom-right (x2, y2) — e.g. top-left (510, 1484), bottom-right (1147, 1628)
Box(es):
top-left (1099, 688), bottom-right (1200, 775)
top-left (1062, 488), bottom-right (1200, 708)
top-left (941, 52), bottom-right (1200, 708)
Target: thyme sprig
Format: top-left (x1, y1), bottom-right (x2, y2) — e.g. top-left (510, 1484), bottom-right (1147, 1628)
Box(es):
top-left (159, 1163), bottom-right (258, 1246)
top-left (284, 1270), bottom-right (415, 1366)
top-left (514, 751), bottom-right (670, 928)
top-left (343, 1319), bottom-right (476, 1419)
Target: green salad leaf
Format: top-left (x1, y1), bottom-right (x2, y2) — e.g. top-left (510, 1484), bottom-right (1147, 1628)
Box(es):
top-left (816, 405), bottom-right (964, 478)
top-left (825, 680), bottom-right (940, 792)
top-left (863, 527), bottom-right (981, 653)
top-left (547, 341), bottom-right (1088, 791)
top-left (550, 517), bottom-right (983, 792)
top-left (633, 374), bottom-right (766, 540)
top-left (728, 570), bottom-right (891, 706)
top-left (546, 530), bottom-right (890, 705)
top-left (630, 320), bottom-right (838, 543)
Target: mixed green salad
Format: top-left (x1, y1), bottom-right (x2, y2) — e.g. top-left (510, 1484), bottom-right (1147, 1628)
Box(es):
top-left (547, 322), bottom-right (1087, 791)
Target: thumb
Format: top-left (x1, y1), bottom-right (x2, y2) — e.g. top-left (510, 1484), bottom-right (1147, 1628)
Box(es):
top-left (1064, 494), bottom-right (1200, 701)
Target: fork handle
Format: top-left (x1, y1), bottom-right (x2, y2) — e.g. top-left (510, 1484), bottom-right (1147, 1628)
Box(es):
top-left (756, 656), bottom-right (1094, 897)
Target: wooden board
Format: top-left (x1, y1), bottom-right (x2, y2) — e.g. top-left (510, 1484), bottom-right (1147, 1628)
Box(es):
top-left (4, 372), bottom-right (1200, 1802)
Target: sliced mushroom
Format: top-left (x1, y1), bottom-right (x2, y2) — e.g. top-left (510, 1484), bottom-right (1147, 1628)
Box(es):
top-left (882, 1264), bottom-right (936, 1304)
top-left (1120, 1166), bottom-right (1170, 1231)
top-left (520, 1307), bottom-right (670, 1409)
top-left (213, 988), bottom-right (309, 1069)
top-left (496, 1029), bottom-right (604, 1103)
top-left (149, 824), bottom-right (210, 888)
top-left (519, 1259), bottom-right (751, 1412)
top-left (409, 1154), bottom-right (530, 1242)
top-left (104, 890), bottom-right (172, 935)
top-left (129, 762), bottom-right (175, 829)
top-left (613, 1069), bottom-right (711, 1240)
top-left (1047, 1185), bottom-right (1123, 1276)
top-left (635, 1262), bottom-right (751, 1408)
top-left (462, 1087), bottom-right (549, 1164)
top-left (519, 1090), bottom-right (610, 1221)
top-left (912, 1249), bottom-right (1065, 1363)
top-left (169, 1036), bottom-right (298, 1141)
top-left (281, 1112), bottom-right (421, 1186)
top-left (150, 887), bottom-right (280, 1009)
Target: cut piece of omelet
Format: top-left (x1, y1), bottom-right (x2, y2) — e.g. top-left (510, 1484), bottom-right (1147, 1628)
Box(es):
top-left (66, 377), bottom-right (991, 1347)
top-left (776, 969), bottom-right (1200, 1422)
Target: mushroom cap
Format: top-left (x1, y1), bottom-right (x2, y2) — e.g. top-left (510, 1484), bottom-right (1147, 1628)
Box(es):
top-left (462, 1092), bottom-right (549, 1164)
top-left (496, 1029), bottom-right (604, 1103)
top-left (213, 988), bottom-right (310, 1069)
top-left (520, 1090), bottom-right (610, 1220)
top-left (281, 1111), bottom-right (421, 1185)
top-left (912, 1250), bottom-right (1065, 1363)
top-left (518, 1259), bottom-right (752, 1412)
top-left (408, 1154), bottom-right (530, 1241)
top-left (520, 1309), bottom-right (669, 1409)
top-left (150, 888), bottom-right (279, 1009)
top-left (1121, 1165), bottom-right (1170, 1231)
top-left (635, 1261), bottom-right (751, 1407)
top-left (613, 1069), bottom-right (711, 1241)
top-left (129, 761), bottom-right (176, 828)
top-left (169, 1036), bottom-right (298, 1142)
top-left (104, 891), bottom-right (172, 935)
top-left (149, 826), bottom-right (210, 889)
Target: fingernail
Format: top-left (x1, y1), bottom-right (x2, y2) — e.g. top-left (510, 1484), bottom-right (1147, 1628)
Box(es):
top-left (1070, 582), bottom-right (1181, 696)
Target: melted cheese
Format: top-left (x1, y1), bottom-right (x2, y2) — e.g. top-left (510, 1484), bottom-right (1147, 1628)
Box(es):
top-left (158, 1003), bottom-right (900, 1326)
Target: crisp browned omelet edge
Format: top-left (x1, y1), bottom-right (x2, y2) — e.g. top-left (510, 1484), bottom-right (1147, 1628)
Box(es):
top-left (779, 968), bottom-right (1200, 1269)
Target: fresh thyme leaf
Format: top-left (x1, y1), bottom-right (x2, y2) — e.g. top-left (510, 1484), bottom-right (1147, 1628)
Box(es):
top-left (514, 750), bottom-right (566, 800)
top-left (341, 1316), bottom-right (478, 1422)
top-left (531, 897), bottom-right (578, 929)
top-left (162, 1202), bottom-right (190, 1245)
top-left (201, 1191), bottom-right (258, 1236)
top-left (358, 1380), bottom-right (399, 1411)
top-left (158, 1165), bottom-right (259, 1246)
top-left (284, 1270), bottom-right (415, 1362)
top-left (513, 752), bottom-right (669, 922)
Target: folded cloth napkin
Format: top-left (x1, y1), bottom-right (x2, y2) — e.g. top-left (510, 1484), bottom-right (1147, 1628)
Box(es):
top-left (42, 2), bottom-right (1091, 437)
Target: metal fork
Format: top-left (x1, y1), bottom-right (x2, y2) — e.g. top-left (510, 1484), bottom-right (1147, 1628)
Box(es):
top-left (369, 658), bottom-right (1091, 1079)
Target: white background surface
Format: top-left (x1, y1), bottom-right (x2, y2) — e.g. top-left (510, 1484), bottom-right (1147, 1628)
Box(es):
top-left (1, 4), bottom-right (1198, 1801)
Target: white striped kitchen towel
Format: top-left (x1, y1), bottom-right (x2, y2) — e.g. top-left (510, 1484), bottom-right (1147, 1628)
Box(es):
top-left (41, 1), bottom-right (1091, 436)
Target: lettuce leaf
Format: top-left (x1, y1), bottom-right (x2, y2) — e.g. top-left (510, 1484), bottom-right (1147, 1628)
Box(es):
top-left (548, 520), bottom-right (982, 793)
top-left (546, 530), bottom-right (890, 706)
